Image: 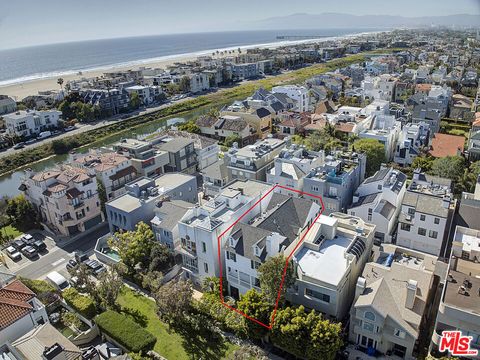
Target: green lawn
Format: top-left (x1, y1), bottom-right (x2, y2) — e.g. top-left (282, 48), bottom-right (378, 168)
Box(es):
top-left (0, 225), bottom-right (23, 239)
top-left (117, 287), bottom-right (239, 359)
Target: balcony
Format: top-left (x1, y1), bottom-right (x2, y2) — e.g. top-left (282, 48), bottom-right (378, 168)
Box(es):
top-left (72, 201), bottom-right (85, 209)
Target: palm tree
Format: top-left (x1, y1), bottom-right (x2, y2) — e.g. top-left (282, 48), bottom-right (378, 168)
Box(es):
top-left (57, 78), bottom-right (64, 91)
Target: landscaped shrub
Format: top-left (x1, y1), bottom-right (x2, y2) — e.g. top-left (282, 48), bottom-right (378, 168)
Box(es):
top-left (20, 278), bottom-right (58, 305)
top-left (62, 288), bottom-right (96, 319)
top-left (95, 310), bottom-right (156, 353)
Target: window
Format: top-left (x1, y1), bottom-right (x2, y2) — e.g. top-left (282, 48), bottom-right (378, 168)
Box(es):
top-left (305, 288), bottom-right (330, 303)
top-left (311, 186), bottom-right (319, 192)
top-left (394, 328), bottom-right (406, 339)
top-left (227, 251), bottom-right (236, 262)
top-left (434, 217), bottom-right (440, 224)
top-left (363, 322), bottom-right (375, 332)
top-left (364, 311), bottom-right (376, 321)
top-left (408, 208), bottom-right (415, 216)
top-left (418, 228), bottom-right (426, 236)
top-left (377, 184), bottom-right (382, 190)
top-left (420, 214), bottom-right (426, 221)
top-left (428, 230), bottom-right (438, 239)
top-left (251, 260), bottom-right (260, 270)
top-left (204, 262), bottom-right (209, 273)
top-left (202, 242), bottom-right (206, 253)
top-left (253, 277), bottom-right (260, 288)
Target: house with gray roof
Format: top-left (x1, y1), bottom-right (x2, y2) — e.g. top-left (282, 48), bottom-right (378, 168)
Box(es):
top-left (348, 166), bottom-right (407, 244)
top-left (224, 192), bottom-right (320, 297)
top-left (396, 169), bottom-right (456, 256)
top-left (350, 244), bottom-right (438, 360)
top-left (151, 200), bottom-right (195, 251)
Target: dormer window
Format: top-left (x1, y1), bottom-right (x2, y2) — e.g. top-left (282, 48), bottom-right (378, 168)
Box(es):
top-left (254, 246), bottom-right (260, 256)
top-left (229, 237), bottom-right (235, 247)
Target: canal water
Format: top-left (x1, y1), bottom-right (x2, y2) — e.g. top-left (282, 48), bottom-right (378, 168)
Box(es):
top-left (0, 103), bottom-right (219, 197)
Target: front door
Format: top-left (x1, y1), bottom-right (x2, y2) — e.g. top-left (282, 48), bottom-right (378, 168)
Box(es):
top-left (230, 285), bottom-right (239, 299)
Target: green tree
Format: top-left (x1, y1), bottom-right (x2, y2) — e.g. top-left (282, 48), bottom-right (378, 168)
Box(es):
top-left (271, 306), bottom-right (343, 360)
top-left (57, 78), bottom-right (64, 91)
top-left (97, 179), bottom-right (107, 215)
top-left (236, 289), bottom-right (272, 340)
top-left (223, 134), bottom-right (242, 148)
top-left (177, 120), bottom-right (200, 134)
top-left (411, 155), bottom-right (434, 173)
top-left (109, 222), bottom-right (155, 271)
top-left (179, 76), bottom-right (191, 93)
top-left (6, 195), bottom-right (37, 231)
top-left (154, 279), bottom-right (193, 325)
top-left (353, 138), bottom-right (386, 176)
top-left (129, 92), bottom-right (141, 110)
top-left (96, 265), bottom-right (123, 310)
top-left (141, 270), bottom-right (164, 293)
top-left (62, 311), bottom-right (81, 329)
top-left (430, 156), bottom-right (465, 181)
top-left (148, 243), bottom-right (172, 273)
top-left (257, 255), bottom-right (296, 305)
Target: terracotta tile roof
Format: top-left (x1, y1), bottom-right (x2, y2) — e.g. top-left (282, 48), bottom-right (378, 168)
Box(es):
top-left (473, 112), bottom-right (480, 128)
top-left (0, 280), bottom-right (35, 330)
top-left (429, 133), bottom-right (465, 158)
top-left (335, 122), bottom-right (355, 133)
top-left (109, 165), bottom-right (137, 181)
top-left (31, 171), bottom-right (60, 182)
top-left (47, 183), bottom-right (68, 193)
top-left (415, 84), bottom-right (432, 93)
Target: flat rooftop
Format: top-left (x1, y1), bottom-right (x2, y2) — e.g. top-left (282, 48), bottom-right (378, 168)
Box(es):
top-left (222, 179), bottom-right (272, 199)
top-left (295, 222), bottom-right (351, 286)
top-left (444, 259), bottom-right (480, 315)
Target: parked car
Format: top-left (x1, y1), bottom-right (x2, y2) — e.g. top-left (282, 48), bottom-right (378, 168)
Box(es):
top-left (22, 234), bottom-right (34, 244)
top-left (66, 258), bottom-right (78, 270)
top-left (46, 271), bottom-right (70, 291)
top-left (32, 240), bottom-right (47, 252)
top-left (21, 245), bottom-right (38, 259)
top-left (12, 239), bottom-right (27, 251)
top-left (5, 246), bottom-right (22, 261)
top-left (85, 259), bottom-right (106, 276)
top-left (13, 142), bottom-right (25, 150)
top-left (74, 251), bottom-right (89, 263)
top-left (64, 126), bottom-right (76, 132)
top-left (25, 139), bottom-right (36, 145)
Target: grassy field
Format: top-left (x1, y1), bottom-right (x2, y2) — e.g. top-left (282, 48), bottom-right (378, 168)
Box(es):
top-left (117, 287), bottom-right (239, 359)
top-left (0, 50), bottom-right (390, 176)
top-left (0, 224), bottom-right (23, 239)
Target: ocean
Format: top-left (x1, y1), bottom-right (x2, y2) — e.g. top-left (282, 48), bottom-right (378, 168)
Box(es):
top-left (0, 29), bottom-right (379, 86)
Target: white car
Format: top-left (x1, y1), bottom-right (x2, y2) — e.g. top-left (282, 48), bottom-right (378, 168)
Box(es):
top-left (5, 246), bottom-right (22, 261)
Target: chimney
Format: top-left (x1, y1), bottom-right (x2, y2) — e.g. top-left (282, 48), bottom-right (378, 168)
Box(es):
top-left (405, 279), bottom-right (417, 310)
top-left (355, 277), bottom-right (366, 302)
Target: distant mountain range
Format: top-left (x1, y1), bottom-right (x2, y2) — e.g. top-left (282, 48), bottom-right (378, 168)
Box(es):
top-left (250, 12), bottom-right (480, 30)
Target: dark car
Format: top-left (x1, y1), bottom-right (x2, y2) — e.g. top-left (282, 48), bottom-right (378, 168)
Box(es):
top-left (85, 259), bottom-right (105, 276)
top-left (74, 251), bottom-right (89, 263)
top-left (32, 240), bottom-right (47, 252)
top-left (21, 245), bottom-right (38, 259)
top-left (13, 239), bottom-right (27, 251)
top-left (66, 259), bottom-right (78, 270)
top-left (22, 234), bottom-right (35, 245)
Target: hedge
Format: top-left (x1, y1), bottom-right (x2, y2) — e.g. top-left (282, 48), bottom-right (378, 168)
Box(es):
top-left (95, 310), bottom-right (156, 353)
top-left (62, 288), bottom-right (96, 319)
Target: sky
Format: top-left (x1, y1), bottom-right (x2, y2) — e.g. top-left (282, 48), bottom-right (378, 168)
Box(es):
top-left (1, 0), bottom-right (479, 50)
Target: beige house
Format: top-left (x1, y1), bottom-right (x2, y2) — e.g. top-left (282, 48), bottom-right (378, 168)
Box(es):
top-left (73, 151), bottom-right (137, 200)
top-left (349, 244), bottom-right (438, 360)
top-left (21, 165), bottom-right (104, 236)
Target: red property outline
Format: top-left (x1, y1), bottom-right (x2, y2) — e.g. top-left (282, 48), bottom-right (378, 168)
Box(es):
top-left (216, 184), bottom-right (325, 330)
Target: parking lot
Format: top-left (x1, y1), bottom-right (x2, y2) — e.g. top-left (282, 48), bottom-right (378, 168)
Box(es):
top-left (1, 224), bottom-right (109, 281)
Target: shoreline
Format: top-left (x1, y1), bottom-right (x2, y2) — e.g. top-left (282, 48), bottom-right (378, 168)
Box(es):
top-left (0, 30), bottom-right (384, 100)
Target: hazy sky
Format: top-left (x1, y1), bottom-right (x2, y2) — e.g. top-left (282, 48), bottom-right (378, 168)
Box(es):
top-left (1, 0), bottom-right (479, 50)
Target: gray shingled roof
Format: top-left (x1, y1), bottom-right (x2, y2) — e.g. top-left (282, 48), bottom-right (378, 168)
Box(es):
top-left (402, 192), bottom-right (449, 217)
top-left (226, 223), bottom-right (274, 261)
top-left (152, 200), bottom-right (195, 231)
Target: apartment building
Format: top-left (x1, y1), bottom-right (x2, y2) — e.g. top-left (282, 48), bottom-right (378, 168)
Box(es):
top-left (105, 174), bottom-right (197, 232)
top-left (112, 138), bottom-right (169, 177)
top-left (0, 280), bottom-right (48, 343)
top-left (288, 213), bottom-right (375, 320)
top-left (350, 245), bottom-right (438, 360)
top-left (394, 122), bottom-right (430, 167)
top-left (4, 110), bottom-right (61, 138)
top-left (21, 165), bottom-right (103, 236)
top-left (73, 151), bottom-right (137, 200)
top-left (225, 192), bottom-right (320, 297)
top-left (272, 85), bottom-right (310, 112)
top-left (266, 144), bottom-right (325, 194)
top-left (225, 138), bottom-right (286, 182)
top-left (302, 151), bottom-right (367, 214)
top-left (155, 137), bottom-right (197, 174)
top-left (349, 167), bottom-right (407, 244)
top-left (178, 180), bottom-right (273, 286)
top-left (396, 170), bottom-right (456, 256)
top-left (430, 226), bottom-right (480, 359)
top-left (358, 114), bottom-right (401, 161)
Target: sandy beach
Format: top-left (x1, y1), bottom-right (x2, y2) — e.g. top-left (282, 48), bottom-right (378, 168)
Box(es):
top-left (0, 53), bottom-right (201, 100)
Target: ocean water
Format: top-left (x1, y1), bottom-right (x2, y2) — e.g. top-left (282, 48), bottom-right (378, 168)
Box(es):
top-left (0, 29), bottom-right (379, 86)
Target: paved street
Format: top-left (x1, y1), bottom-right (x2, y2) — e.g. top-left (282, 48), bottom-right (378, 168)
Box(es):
top-left (8, 224), bottom-right (109, 280)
